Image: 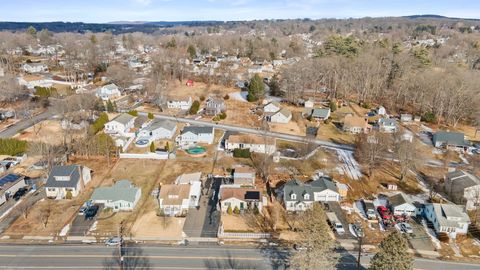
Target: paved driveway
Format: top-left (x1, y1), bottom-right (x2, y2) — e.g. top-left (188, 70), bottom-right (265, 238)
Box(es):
top-left (327, 202), bottom-right (355, 240)
top-left (69, 206), bottom-right (102, 236)
top-left (408, 218), bottom-right (435, 252)
top-left (0, 189), bottom-right (45, 234)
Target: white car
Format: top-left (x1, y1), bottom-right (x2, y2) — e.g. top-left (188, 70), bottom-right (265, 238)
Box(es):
top-left (105, 237), bottom-right (122, 246)
top-left (399, 223), bottom-right (413, 234)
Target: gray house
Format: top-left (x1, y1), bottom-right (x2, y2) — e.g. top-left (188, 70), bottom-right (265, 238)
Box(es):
top-left (432, 131), bottom-right (471, 151)
top-left (311, 108), bottom-right (331, 121)
top-left (91, 180), bottom-right (141, 212)
top-left (278, 177), bottom-right (340, 211)
top-left (445, 170), bottom-right (480, 210)
top-left (45, 165), bottom-right (92, 199)
top-left (205, 98), bottom-right (226, 116)
top-left (138, 119), bottom-right (177, 140)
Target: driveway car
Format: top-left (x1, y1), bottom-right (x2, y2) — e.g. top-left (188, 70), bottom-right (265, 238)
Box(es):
top-left (105, 237), bottom-right (122, 246)
top-left (399, 222), bottom-right (413, 234)
top-left (84, 205), bottom-right (99, 220)
top-left (13, 187), bottom-right (28, 201)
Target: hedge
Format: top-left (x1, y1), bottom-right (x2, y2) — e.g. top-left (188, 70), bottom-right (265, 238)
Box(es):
top-left (233, 148), bottom-right (251, 158)
top-left (0, 138), bottom-right (28, 156)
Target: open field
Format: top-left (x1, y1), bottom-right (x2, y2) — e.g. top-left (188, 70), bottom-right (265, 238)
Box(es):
top-left (13, 120), bottom-right (67, 145)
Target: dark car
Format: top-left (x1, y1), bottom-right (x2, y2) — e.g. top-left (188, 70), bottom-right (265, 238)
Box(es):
top-left (84, 205), bottom-right (99, 220)
top-left (13, 187), bottom-right (28, 201)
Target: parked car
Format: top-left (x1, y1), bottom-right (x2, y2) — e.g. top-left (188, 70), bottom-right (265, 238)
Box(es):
top-left (84, 205), bottom-right (99, 220)
top-left (377, 206), bottom-right (391, 220)
top-left (105, 237), bottom-right (122, 246)
top-left (362, 200), bottom-right (376, 219)
top-left (399, 223), bottom-right (413, 234)
top-left (13, 187), bottom-right (28, 201)
top-left (351, 223), bottom-right (364, 238)
top-left (326, 212), bottom-right (345, 235)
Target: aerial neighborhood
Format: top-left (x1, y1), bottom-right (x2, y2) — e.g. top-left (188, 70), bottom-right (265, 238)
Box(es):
top-left (0, 10), bottom-right (480, 270)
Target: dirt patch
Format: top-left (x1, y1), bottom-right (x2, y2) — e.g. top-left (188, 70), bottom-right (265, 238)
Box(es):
top-left (13, 120), bottom-right (79, 145)
top-left (131, 210), bottom-right (185, 238)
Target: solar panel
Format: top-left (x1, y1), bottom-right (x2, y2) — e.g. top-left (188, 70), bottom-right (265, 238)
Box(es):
top-left (0, 174), bottom-right (21, 187)
top-left (245, 191), bottom-right (260, 200)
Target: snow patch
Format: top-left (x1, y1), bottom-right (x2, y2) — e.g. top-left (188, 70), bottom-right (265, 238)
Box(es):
top-left (59, 224), bottom-right (70, 236)
top-left (336, 149), bottom-right (362, 180)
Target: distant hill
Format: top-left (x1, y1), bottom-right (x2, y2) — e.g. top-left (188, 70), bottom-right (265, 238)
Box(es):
top-left (404, 14), bottom-right (479, 21)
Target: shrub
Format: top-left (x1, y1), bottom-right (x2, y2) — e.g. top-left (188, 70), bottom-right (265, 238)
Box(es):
top-left (227, 206), bottom-right (233, 215)
top-left (89, 112), bottom-right (109, 135)
top-left (219, 112), bottom-right (227, 120)
top-left (189, 100), bottom-right (200, 115)
top-left (233, 206), bottom-right (240, 214)
top-left (165, 142), bottom-right (170, 151)
top-left (147, 112), bottom-right (154, 119)
top-left (150, 142), bottom-right (155, 152)
top-left (329, 100), bottom-right (337, 112)
top-left (223, 94), bottom-right (230, 100)
top-left (324, 118), bottom-right (332, 124)
top-left (199, 96), bottom-right (206, 102)
top-left (0, 138), bottom-right (28, 156)
top-left (127, 110), bottom-right (138, 117)
top-left (65, 190), bottom-right (73, 200)
top-left (422, 112), bottom-right (437, 123)
top-left (34, 86), bottom-right (57, 98)
top-left (233, 148), bottom-right (251, 158)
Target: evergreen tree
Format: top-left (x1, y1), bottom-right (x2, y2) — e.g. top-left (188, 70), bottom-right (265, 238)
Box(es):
top-left (106, 100), bottom-right (114, 112)
top-left (370, 231), bottom-right (413, 270)
top-left (150, 142), bottom-right (155, 153)
top-left (26, 26), bottom-right (37, 37)
top-left (147, 112), bottom-right (154, 119)
top-left (329, 99), bottom-right (337, 112)
top-left (187, 45), bottom-right (196, 60)
top-left (247, 74), bottom-right (265, 102)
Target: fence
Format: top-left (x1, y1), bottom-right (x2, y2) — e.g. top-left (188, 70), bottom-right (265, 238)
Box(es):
top-left (217, 224), bottom-right (271, 239)
top-left (121, 136), bottom-right (135, 152)
top-left (119, 152), bottom-right (169, 160)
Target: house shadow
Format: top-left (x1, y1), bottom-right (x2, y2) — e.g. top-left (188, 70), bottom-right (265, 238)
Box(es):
top-left (103, 243), bottom-right (152, 270)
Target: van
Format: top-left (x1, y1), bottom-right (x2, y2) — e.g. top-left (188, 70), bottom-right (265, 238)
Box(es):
top-left (326, 212), bottom-right (345, 235)
top-left (362, 200), bottom-right (377, 219)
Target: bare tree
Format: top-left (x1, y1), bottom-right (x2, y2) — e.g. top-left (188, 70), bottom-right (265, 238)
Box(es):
top-left (355, 132), bottom-right (388, 178)
top-left (40, 202), bottom-right (53, 228)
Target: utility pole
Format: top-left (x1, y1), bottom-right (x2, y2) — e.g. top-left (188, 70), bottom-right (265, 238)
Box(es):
top-left (118, 220), bottom-right (124, 270)
top-left (357, 235), bottom-right (363, 270)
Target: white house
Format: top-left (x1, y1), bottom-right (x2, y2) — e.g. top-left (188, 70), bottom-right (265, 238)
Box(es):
top-left (104, 113), bottom-right (136, 135)
top-left (388, 192), bottom-right (417, 217)
top-left (96, 83), bottom-right (121, 101)
top-left (445, 170), bottom-right (480, 210)
top-left (268, 108), bottom-right (292, 124)
top-left (137, 119), bottom-right (177, 141)
top-left (304, 99), bottom-right (314, 108)
top-left (424, 203), bottom-right (470, 239)
top-left (225, 134), bottom-right (276, 155)
top-left (21, 63), bottom-right (48, 73)
top-left (278, 177), bottom-right (340, 212)
top-left (45, 165), bottom-right (92, 199)
top-left (378, 118), bottom-right (398, 133)
top-left (90, 180), bottom-right (141, 212)
top-left (159, 184), bottom-right (191, 216)
top-left (377, 106), bottom-right (387, 116)
top-left (167, 96), bottom-right (192, 110)
top-left (175, 126), bottom-right (215, 147)
top-left (219, 187), bottom-right (263, 213)
top-left (263, 101), bottom-right (282, 113)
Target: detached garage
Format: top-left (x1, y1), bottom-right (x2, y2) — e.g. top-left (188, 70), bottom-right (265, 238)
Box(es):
top-left (311, 177), bottom-right (341, 202)
top-left (388, 192), bottom-right (417, 217)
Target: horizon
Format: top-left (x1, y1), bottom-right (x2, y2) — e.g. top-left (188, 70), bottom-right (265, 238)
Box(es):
top-left (1, 0), bottom-right (479, 23)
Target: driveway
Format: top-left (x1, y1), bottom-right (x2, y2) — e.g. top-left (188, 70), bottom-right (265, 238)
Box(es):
top-left (408, 218), bottom-right (435, 253)
top-left (69, 205), bottom-right (102, 236)
top-left (183, 177), bottom-right (221, 238)
top-left (0, 110), bottom-right (54, 138)
top-left (327, 201), bottom-right (355, 240)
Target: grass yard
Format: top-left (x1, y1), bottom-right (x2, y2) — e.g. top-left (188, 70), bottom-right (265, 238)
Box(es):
top-left (14, 120), bottom-right (70, 145)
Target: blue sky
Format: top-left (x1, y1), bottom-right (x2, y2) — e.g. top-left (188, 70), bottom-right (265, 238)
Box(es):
top-left (1, 0), bottom-right (479, 22)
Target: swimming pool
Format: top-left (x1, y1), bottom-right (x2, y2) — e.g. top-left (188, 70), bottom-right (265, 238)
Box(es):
top-left (186, 146), bottom-right (206, 155)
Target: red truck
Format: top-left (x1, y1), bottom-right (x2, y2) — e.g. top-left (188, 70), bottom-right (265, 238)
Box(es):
top-left (377, 206), bottom-right (392, 220)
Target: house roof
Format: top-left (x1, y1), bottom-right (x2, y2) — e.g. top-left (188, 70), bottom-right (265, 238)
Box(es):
top-left (446, 170), bottom-right (480, 190)
top-left (234, 166), bottom-right (255, 174)
top-left (221, 187), bottom-right (261, 201)
top-left (433, 131), bottom-right (469, 147)
top-left (91, 180), bottom-right (140, 203)
top-left (175, 172), bottom-right (202, 184)
top-left (312, 108), bottom-right (330, 118)
top-left (379, 118), bottom-right (397, 126)
top-left (207, 98), bottom-right (225, 107)
top-left (275, 107), bottom-right (292, 118)
top-left (388, 192), bottom-right (413, 207)
top-left (111, 113), bottom-right (136, 126)
top-left (265, 101), bottom-right (281, 109)
top-left (45, 165), bottom-right (82, 188)
top-left (182, 126), bottom-right (214, 135)
top-left (159, 184), bottom-right (191, 206)
top-left (429, 203), bottom-right (470, 228)
top-left (283, 180), bottom-right (313, 202)
top-left (309, 177), bottom-right (338, 193)
top-left (145, 119), bottom-right (176, 132)
top-left (343, 115), bottom-right (367, 128)
top-left (102, 83), bottom-right (118, 90)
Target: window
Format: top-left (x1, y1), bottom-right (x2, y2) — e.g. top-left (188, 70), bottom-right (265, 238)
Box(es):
top-left (291, 193), bottom-right (297, 200)
top-left (304, 194), bottom-right (310, 200)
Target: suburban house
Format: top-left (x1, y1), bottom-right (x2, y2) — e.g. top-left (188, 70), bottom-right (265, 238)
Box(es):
top-left (233, 166), bottom-right (256, 186)
top-left (21, 63), bottom-right (48, 73)
top-left (424, 203), bottom-right (470, 239)
top-left (175, 126), bottom-right (215, 147)
top-left (378, 118), bottom-right (398, 133)
top-left (205, 97), bottom-right (226, 116)
top-left (90, 180), bottom-right (141, 212)
top-left (432, 131), bottom-right (471, 151)
top-left (388, 192), bottom-right (417, 217)
top-left (137, 119), bottom-right (177, 140)
top-left (159, 181), bottom-right (201, 216)
top-left (0, 174), bottom-right (27, 205)
top-left (219, 187), bottom-right (263, 213)
top-left (96, 83), bottom-right (121, 101)
top-left (376, 106), bottom-right (387, 116)
top-left (45, 165), bottom-right (92, 199)
top-left (104, 113), bottom-right (136, 135)
top-left (225, 134), bottom-right (276, 155)
top-left (311, 108), bottom-right (331, 121)
top-left (267, 108), bottom-right (292, 124)
top-left (263, 101), bottom-right (282, 113)
top-left (445, 170), bottom-right (480, 210)
top-left (304, 99), bottom-right (314, 108)
top-left (167, 96), bottom-right (192, 110)
top-left (400, 114), bottom-right (413, 123)
top-left (278, 177), bottom-right (340, 211)
top-left (342, 115), bottom-right (371, 134)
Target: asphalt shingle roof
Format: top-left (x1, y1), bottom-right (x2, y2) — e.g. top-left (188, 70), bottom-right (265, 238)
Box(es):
top-left (45, 165), bottom-right (81, 188)
top-left (91, 180), bottom-right (139, 203)
top-left (182, 126), bottom-right (214, 135)
top-left (112, 113), bottom-right (136, 126)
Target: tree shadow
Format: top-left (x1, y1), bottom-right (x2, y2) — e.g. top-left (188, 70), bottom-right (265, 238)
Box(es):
top-left (256, 242), bottom-right (291, 270)
top-left (203, 250), bottom-right (258, 270)
top-left (335, 247), bottom-right (368, 270)
top-left (103, 243), bottom-right (152, 270)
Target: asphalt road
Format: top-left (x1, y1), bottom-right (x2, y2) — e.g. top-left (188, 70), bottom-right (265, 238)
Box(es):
top-left (0, 244), bottom-right (478, 270)
top-left (138, 112), bottom-right (355, 151)
top-left (0, 110), bottom-right (54, 138)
